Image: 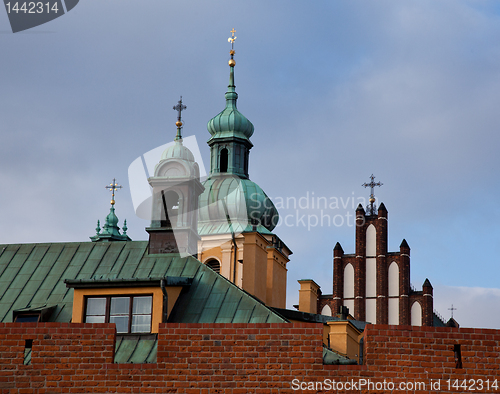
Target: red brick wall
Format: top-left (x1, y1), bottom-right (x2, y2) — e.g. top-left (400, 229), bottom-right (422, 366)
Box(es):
top-left (1, 322), bottom-right (499, 393)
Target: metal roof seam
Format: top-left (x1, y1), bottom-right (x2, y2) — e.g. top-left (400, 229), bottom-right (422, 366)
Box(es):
top-left (247, 304), bottom-right (257, 323)
top-left (46, 244), bottom-right (79, 301)
top-left (104, 242), bottom-right (127, 274)
top-left (213, 287), bottom-right (230, 322)
top-left (0, 245), bottom-right (17, 278)
top-left (26, 244), bottom-right (66, 308)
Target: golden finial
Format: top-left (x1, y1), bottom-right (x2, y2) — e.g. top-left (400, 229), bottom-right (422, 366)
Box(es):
top-left (228, 28), bottom-right (236, 66)
top-left (173, 96), bottom-right (186, 141)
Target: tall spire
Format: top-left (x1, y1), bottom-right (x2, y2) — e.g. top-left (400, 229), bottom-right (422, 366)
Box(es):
top-left (226, 28), bottom-right (237, 108)
top-left (362, 174), bottom-right (383, 215)
top-left (207, 28), bottom-right (254, 151)
top-left (90, 179), bottom-right (131, 242)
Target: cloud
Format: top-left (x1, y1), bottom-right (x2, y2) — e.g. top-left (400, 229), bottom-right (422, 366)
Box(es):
top-left (434, 285), bottom-right (500, 329)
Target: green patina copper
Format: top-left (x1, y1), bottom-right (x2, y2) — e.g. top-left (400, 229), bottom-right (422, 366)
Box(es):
top-left (199, 60), bottom-right (279, 235)
top-left (207, 66), bottom-right (254, 142)
top-left (0, 241), bottom-right (287, 363)
top-left (90, 205), bottom-right (131, 242)
top-left (198, 176), bottom-right (278, 235)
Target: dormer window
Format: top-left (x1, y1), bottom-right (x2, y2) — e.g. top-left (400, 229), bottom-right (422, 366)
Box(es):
top-left (13, 305), bottom-right (56, 323)
top-left (85, 295), bottom-right (152, 334)
top-left (66, 277), bottom-right (193, 334)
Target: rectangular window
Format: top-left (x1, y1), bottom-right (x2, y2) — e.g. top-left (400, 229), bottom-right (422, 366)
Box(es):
top-left (84, 295), bottom-right (152, 334)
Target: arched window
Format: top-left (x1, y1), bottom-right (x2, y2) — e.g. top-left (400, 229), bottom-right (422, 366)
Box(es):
top-left (321, 304), bottom-right (332, 317)
top-left (205, 259), bottom-right (221, 274)
top-left (220, 148), bottom-right (228, 173)
top-left (343, 263), bottom-right (355, 315)
top-left (343, 263), bottom-right (354, 299)
top-left (388, 261), bottom-right (400, 325)
top-left (411, 301), bottom-right (422, 326)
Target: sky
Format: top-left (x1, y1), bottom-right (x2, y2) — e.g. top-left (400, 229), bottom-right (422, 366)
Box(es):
top-left (1, 0), bottom-right (499, 328)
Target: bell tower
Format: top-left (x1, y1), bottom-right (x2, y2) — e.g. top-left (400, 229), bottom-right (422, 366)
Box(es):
top-left (146, 97), bottom-right (204, 256)
top-left (196, 30), bottom-right (291, 308)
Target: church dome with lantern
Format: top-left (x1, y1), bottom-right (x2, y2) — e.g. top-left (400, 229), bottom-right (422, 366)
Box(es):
top-left (197, 35), bottom-right (279, 236)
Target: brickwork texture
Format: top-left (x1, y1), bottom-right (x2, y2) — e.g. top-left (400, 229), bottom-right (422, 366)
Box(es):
top-left (1, 322), bottom-right (499, 393)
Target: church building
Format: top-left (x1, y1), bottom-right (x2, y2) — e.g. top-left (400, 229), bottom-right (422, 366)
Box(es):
top-left (298, 175), bottom-right (446, 327)
top-left (194, 42), bottom-right (291, 309)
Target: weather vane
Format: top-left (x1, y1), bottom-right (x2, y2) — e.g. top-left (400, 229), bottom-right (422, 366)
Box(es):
top-left (362, 174), bottom-right (383, 215)
top-left (105, 178), bottom-right (122, 206)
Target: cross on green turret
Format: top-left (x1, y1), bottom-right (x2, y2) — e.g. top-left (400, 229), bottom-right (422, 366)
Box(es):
top-left (173, 96), bottom-right (186, 123)
top-left (91, 178), bottom-right (131, 242)
top-left (105, 178), bottom-right (122, 206)
top-left (362, 174), bottom-right (383, 215)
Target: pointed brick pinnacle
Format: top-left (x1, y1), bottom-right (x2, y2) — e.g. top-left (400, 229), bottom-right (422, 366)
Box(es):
top-left (334, 242), bottom-right (344, 253)
top-left (400, 239), bottom-right (410, 249)
top-left (378, 202), bottom-right (387, 212)
top-left (423, 278), bottom-right (432, 288)
top-left (356, 203), bottom-right (365, 211)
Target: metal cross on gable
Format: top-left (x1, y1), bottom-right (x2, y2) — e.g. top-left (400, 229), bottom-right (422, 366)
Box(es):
top-left (448, 304), bottom-right (457, 319)
top-left (362, 174), bottom-right (383, 215)
top-left (173, 96), bottom-right (187, 123)
top-left (105, 178), bottom-right (122, 206)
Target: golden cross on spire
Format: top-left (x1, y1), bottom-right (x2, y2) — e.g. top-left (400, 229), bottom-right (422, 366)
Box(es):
top-left (105, 178), bottom-right (122, 206)
top-left (228, 28), bottom-right (237, 51)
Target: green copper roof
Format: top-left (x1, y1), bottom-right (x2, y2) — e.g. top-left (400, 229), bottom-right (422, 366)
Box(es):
top-left (198, 175), bottom-right (279, 235)
top-left (91, 206), bottom-right (131, 242)
top-left (0, 241), bottom-right (286, 325)
top-left (0, 241), bottom-right (287, 363)
top-left (207, 65), bottom-right (254, 142)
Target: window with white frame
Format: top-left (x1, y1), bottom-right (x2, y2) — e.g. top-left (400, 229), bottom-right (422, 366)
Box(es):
top-left (85, 295), bottom-right (152, 333)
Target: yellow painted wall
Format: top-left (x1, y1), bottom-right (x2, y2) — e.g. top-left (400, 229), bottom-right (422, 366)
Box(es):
top-left (327, 321), bottom-right (362, 363)
top-left (298, 280), bottom-right (320, 314)
top-left (71, 286), bottom-right (182, 333)
top-left (199, 247), bottom-right (223, 267)
top-left (242, 233), bottom-right (268, 303)
top-left (266, 249), bottom-right (288, 308)
top-left (199, 233), bottom-right (289, 309)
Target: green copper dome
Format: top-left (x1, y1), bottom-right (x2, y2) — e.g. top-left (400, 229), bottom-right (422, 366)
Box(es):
top-left (199, 54), bottom-right (279, 236)
top-left (207, 66), bottom-right (254, 141)
top-left (198, 176), bottom-right (279, 235)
